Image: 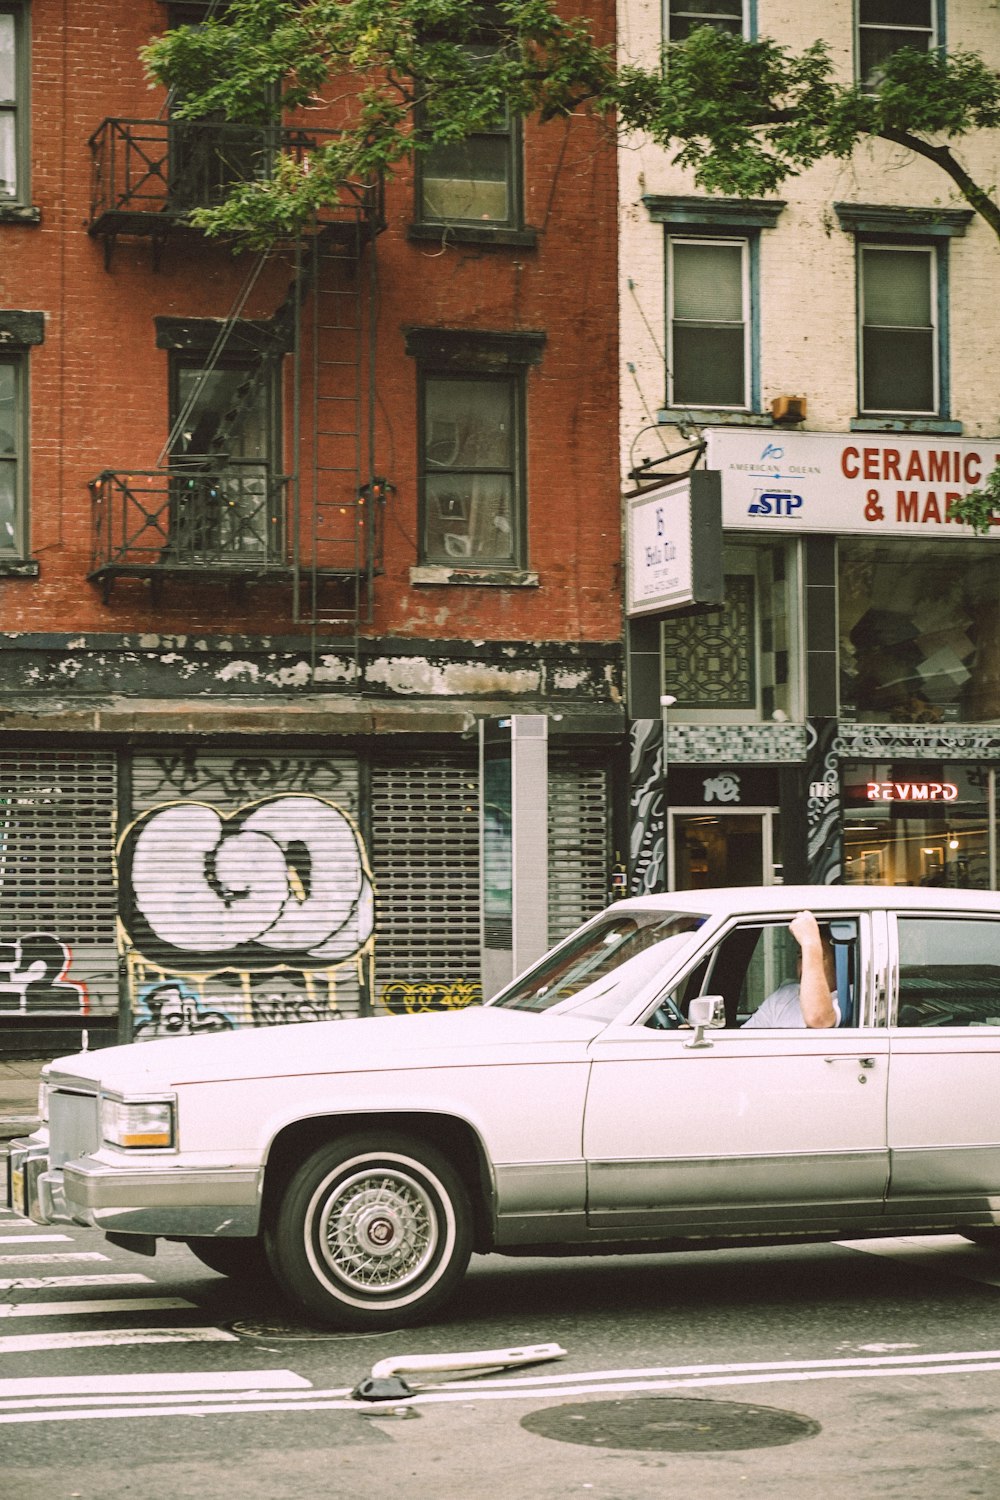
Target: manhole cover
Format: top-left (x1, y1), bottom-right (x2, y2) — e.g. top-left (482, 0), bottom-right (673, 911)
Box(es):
top-left (521, 1397), bottom-right (820, 1452)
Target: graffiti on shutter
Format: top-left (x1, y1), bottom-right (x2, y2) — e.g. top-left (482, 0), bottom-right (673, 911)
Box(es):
top-left (0, 751), bottom-right (118, 1022)
top-left (124, 752), bottom-right (372, 1035)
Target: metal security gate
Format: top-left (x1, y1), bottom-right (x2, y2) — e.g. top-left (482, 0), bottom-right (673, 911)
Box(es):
top-left (0, 749), bottom-right (119, 1048)
top-left (125, 750), bottom-right (369, 1033)
top-left (370, 758), bottom-right (481, 1012)
top-left (548, 760), bottom-right (612, 944)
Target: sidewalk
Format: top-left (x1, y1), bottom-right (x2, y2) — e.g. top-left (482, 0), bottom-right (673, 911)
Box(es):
top-left (0, 1057), bottom-right (45, 1141)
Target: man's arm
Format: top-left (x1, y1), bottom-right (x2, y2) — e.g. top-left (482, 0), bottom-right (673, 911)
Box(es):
top-left (790, 910), bottom-right (838, 1028)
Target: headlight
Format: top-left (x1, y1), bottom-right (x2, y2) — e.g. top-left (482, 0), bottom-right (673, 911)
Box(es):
top-left (101, 1095), bottom-right (176, 1150)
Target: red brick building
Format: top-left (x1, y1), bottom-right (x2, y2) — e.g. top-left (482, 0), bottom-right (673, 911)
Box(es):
top-left (0, 0), bottom-right (622, 1052)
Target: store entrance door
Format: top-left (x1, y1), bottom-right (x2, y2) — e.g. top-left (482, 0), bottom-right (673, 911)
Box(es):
top-left (669, 808), bottom-right (781, 891)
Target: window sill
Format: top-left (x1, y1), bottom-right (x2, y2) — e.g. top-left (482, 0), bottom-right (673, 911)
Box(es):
top-left (657, 409), bottom-right (773, 427)
top-left (851, 417), bottom-right (964, 434)
top-left (410, 565), bottom-right (539, 587)
top-left (0, 558), bottom-right (39, 578)
top-left (0, 204), bottom-right (41, 225)
top-left (407, 222), bottom-right (538, 250)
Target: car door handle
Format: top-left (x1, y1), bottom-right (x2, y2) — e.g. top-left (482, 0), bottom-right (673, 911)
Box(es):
top-left (825, 1056), bottom-right (876, 1068)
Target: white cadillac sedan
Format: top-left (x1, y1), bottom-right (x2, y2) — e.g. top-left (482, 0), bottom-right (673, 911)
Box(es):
top-left (10, 885), bottom-right (1000, 1329)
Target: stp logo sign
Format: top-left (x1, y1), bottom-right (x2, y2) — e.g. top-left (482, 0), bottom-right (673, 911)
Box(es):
top-left (748, 490), bottom-right (804, 518)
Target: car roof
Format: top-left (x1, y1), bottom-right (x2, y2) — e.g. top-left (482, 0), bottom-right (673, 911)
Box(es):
top-left (615, 885), bottom-right (1000, 916)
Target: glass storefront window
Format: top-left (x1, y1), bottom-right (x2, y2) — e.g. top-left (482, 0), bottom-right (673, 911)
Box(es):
top-left (840, 538), bottom-right (1000, 724)
top-left (843, 762), bottom-right (992, 889)
top-left (662, 540), bottom-right (798, 721)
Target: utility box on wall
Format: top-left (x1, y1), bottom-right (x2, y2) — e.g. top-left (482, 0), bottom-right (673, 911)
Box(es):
top-left (480, 715), bottom-right (549, 999)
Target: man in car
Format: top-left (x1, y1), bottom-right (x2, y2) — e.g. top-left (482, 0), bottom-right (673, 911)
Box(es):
top-left (742, 910), bottom-right (840, 1029)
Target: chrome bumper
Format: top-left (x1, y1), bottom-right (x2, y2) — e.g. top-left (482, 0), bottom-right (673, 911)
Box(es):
top-left (8, 1135), bottom-right (261, 1238)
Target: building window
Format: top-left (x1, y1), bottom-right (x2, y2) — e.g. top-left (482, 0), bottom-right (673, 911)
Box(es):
top-left (860, 244), bottom-right (938, 416)
top-left (843, 764), bottom-right (991, 891)
top-left (839, 537), bottom-right (1000, 725)
top-left (666, 2), bottom-right (745, 40)
top-left (168, 353), bottom-right (281, 561)
top-left (416, 51), bottom-right (521, 228)
top-left (0, 3), bottom-right (26, 202)
top-left (0, 355), bottom-right (22, 553)
top-left (662, 539), bottom-right (800, 722)
top-left (668, 237), bottom-right (749, 410)
top-left (421, 375), bottom-right (522, 564)
top-left (857, 0), bottom-right (936, 89)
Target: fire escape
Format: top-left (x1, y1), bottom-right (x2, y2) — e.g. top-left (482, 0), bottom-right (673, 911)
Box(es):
top-left (85, 118), bottom-right (386, 645)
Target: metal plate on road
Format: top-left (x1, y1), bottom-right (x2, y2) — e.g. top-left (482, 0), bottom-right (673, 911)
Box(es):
top-left (521, 1397), bottom-right (821, 1452)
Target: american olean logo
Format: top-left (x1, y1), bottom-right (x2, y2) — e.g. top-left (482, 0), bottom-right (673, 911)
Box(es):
top-left (748, 491), bottom-right (803, 517)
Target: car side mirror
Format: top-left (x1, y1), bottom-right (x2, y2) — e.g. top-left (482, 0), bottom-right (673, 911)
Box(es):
top-left (684, 994), bottom-right (726, 1049)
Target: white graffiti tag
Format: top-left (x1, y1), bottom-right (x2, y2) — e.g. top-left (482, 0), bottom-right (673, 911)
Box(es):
top-left (120, 795), bottom-right (374, 971)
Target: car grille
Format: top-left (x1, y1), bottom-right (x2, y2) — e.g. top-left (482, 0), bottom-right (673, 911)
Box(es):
top-left (49, 1088), bottom-right (101, 1167)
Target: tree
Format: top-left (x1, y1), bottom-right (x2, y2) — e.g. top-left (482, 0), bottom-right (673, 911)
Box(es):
top-left (145, 5), bottom-right (1000, 522)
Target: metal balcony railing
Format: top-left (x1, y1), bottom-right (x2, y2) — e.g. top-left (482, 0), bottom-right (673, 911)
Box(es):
top-left (88, 462), bottom-right (385, 596)
top-left (87, 119), bottom-right (384, 240)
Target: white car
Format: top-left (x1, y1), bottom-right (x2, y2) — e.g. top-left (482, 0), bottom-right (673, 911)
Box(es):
top-left (10, 885), bottom-right (1000, 1329)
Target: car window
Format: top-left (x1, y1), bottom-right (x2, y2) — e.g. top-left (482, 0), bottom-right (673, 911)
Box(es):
top-left (897, 917), bottom-right (1000, 1027)
top-left (490, 909), bottom-right (707, 1018)
top-left (649, 917), bottom-right (859, 1029)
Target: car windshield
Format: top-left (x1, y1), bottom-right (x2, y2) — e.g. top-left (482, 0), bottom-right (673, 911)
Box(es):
top-left (489, 910), bottom-right (707, 1021)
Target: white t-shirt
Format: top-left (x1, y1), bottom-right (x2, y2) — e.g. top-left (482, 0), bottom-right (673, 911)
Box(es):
top-left (742, 980), bottom-right (842, 1029)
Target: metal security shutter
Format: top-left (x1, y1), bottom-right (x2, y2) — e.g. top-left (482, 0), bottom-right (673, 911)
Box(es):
top-left (0, 750), bottom-right (119, 1023)
top-left (131, 752), bottom-right (361, 816)
top-left (548, 760), bottom-right (611, 945)
top-left (370, 758), bottom-right (481, 1011)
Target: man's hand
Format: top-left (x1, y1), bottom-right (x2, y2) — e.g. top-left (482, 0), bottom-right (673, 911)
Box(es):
top-left (790, 910), bottom-right (838, 1028)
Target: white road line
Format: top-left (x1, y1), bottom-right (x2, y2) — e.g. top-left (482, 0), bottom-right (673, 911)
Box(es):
top-left (0, 1275), bottom-right (153, 1290)
top-left (0, 1297), bottom-right (197, 1318)
top-left (0, 1235), bottom-right (71, 1245)
top-left (0, 1327), bottom-right (238, 1354)
top-left (0, 1252), bottom-right (110, 1265)
top-left (2, 1348), bottom-right (1000, 1425)
top-left (0, 1370), bottom-right (311, 1399)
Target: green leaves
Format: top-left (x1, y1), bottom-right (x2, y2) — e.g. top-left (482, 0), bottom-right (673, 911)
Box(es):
top-left (142, 3), bottom-right (1000, 246)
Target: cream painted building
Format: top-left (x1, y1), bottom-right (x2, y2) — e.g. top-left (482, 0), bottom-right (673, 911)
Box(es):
top-left (619, 1), bottom-right (1000, 895)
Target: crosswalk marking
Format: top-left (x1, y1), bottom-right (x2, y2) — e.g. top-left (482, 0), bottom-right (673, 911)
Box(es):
top-left (0, 1297), bottom-right (197, 1318)
top-left (0, 1252), bottom-right (110, 1265)
top-left (0, 1327), bottom-right (238, 1354)
top-left (0, 1234), bottom-right (71, 1245)
top-left (0, 1275), bottom-right (155, 1290)
top-left (839, 1234), bottom-right (1000, 1288)
top-left (0, 1371), bottom-right (311, 1399)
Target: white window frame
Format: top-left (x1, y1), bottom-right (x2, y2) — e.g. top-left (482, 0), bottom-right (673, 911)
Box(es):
top-left (856, 0), bottom-right (936, 88)
top-left (667, 235), bottom-right (750, 413)
top-left (859, 242), bottom-right (939, 418)
top-left (664, 2), bottom-right (747, 42)
top-left (0, 2), bottom-right (27, 204)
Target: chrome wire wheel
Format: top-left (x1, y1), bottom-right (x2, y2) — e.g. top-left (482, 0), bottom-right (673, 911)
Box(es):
top-left (314, 1164), bottom-right (440, 1294)
top-left (269, 1134), bottom-right (474, 1328)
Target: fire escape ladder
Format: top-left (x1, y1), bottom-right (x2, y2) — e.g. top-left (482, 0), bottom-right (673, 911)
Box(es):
top-left (292, 214), bottom-right (379, 680)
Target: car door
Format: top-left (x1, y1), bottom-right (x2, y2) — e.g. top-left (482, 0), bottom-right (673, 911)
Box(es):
top-left (887, 909), bottom-right (1000, 1213)
top-left (583, 911), bottom-right (891, 1234)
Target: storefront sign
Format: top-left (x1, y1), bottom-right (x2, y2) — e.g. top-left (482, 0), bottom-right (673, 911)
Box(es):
top-left (866, 781), bottom-right (958, 802)
top-left (707, 429), bottom-right (1000, 540)
top-left (625, 470), bottom-right (723, 616)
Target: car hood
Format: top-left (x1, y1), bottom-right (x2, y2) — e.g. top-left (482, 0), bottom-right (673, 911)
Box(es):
top-left (49, 1005), bottom-right (606, 1093)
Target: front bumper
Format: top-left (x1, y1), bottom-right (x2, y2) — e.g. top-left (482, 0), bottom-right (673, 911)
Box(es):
top-left (8, 1134), bottom-right (261, 1238)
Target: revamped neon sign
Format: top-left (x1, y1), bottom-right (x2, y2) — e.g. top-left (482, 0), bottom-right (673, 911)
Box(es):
top-left (867, 782), bottom-right (958, 802)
